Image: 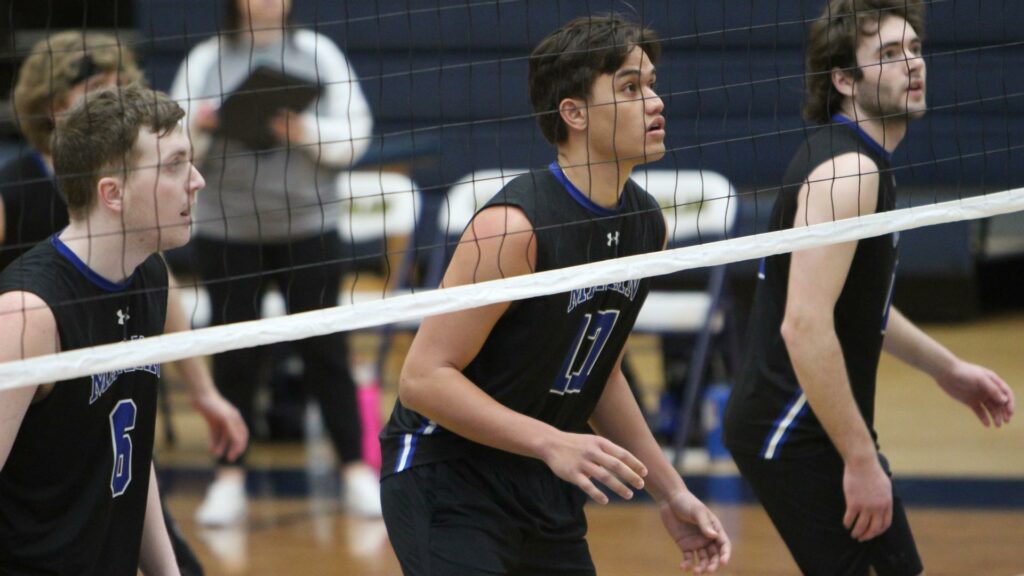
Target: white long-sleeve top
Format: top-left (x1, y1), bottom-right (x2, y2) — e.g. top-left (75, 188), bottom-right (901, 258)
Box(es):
top-left (170, 30), bottom-right (373, 242)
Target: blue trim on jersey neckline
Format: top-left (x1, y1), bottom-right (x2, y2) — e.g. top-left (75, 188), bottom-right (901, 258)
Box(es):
top-left (548, 161), bottom-right (624, 217)
top-left (29, 150), bottom-right (54, 179)
top-left (51, 233), bottom-right (133, 292)
top-left (831, 114), bottom-right (893, 163)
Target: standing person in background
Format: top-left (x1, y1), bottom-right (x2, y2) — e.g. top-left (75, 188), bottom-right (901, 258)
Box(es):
top-left (723, 1), bottom-right (1015, 574)
top-left (170, 0), bottom-right (380, 524)
top-left (0, 31), bottom-right (249, 576)
top-left (381, 14), bottom-right (729, 575)
top-left (0, 84), bottom-right (204, 576)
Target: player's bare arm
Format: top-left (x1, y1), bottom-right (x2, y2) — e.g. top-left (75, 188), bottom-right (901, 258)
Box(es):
top-left (883, 308), bottom-right (1015, 426)
top-left (164, 269), bottom-right (249, 462)
top-left (399, 204), bottom-right (645, 502)
top-left (138, 462), bottom-right (180, 576)
top-left (590, 351), bottom-right (731, 573)
top-left (0, 291), bottom-right (57, 469)
top-left (782, 152), bottom-right (892, 542)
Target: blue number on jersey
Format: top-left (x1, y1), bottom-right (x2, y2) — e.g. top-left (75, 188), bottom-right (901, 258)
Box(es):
top-left (109, 400), bottom-right (137, 497)
top-left (552, 309), bottom-right (620, 395)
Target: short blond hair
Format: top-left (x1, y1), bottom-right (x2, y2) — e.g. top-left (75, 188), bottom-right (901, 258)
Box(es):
top-left (13, 31), bottom-right (143, 155)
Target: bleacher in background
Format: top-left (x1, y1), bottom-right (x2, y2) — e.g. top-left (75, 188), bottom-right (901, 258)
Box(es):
top-left (3, 0), bottom-right (1022, 319)
top-left (135, 0), bottom-right (1024, 191)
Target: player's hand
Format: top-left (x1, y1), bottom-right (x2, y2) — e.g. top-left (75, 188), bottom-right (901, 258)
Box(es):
top-left (936, 360), bottom-right (1015, 428)
top-left (540, 432), bottom-right (646, 504)
top-left (191, 391), bottom-right (249, 462)
top-left (658, 490), bottom-right (730, 573)
top-left (842, 456), bottom-right (892, 542)
top-left (269, 109), bottom-right (307, 144)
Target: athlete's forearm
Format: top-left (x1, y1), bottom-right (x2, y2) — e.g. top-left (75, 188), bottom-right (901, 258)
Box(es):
top-left (399, 365), bottom-right (561, 461)
top-left (164, 275), bottom-right (219, 401)
top-left (882, 307), bottom-right (957, 380)
top-left (589, 369), bottom-right (685, 503)
top-left (0, 386), bottom-right (36, 471)
top-left (782, 317), bottom-right (876, 465)
top-left (138, 463), bottom-right (179, 576)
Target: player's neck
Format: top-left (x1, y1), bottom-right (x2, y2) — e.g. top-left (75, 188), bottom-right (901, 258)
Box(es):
top-left (556, 150), bottom-right (634, 209)
top-left (59, 218), bottom-right (151, 284)
top-left (840, 103), bottom-right (907, 153)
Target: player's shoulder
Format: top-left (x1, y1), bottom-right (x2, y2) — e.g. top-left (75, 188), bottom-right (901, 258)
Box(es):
top-left (803, 123), bottom-right (881, 176)
top-left (0, 289), bottom-right (47, 313)
top-left (0, 289), bottom-right (54, 342)
top-left (471, 202), bottom-right (535, 240)
top-left (806, 151), bottom-right (880, 190)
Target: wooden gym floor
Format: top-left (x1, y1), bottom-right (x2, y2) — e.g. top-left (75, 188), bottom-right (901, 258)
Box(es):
top-left (157, 311), bottom-right (1024, 575)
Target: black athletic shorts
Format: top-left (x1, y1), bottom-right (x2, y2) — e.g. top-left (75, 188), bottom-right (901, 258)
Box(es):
top-left (732, 449), bottom-right (923, 576)
top-left (381, 453), bottom-right (595, 576)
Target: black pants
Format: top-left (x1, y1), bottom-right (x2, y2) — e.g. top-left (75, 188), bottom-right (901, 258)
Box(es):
top-left (732, 449), bottom-right (923, 576)
top-left (193, 233), bottom-right (361, 465)
top-left (382, 455), bottom-right (595, 576)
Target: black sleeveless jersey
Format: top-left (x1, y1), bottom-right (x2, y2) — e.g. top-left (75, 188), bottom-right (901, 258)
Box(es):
top-left (381, 162), bottom-right (665, 477)
top-left (724, 116), bottom-right (899, 460)
top-left (0, 235), bottom-right (167, 575)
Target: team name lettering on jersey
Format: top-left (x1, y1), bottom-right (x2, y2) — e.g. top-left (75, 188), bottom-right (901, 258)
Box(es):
top-left (567, 280), bottom-right (640, 313)
top-left (89, 336), bottom-right (160, 404)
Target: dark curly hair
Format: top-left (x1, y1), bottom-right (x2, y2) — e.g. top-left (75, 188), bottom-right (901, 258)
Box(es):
top-left (803, 0), bottom-right (925, 124)
top-left (529, 14), bottom-right (660, 145)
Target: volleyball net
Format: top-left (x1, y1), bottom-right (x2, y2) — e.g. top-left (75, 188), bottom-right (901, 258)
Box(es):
top-left (0, 0), bottom-right (1022, 391)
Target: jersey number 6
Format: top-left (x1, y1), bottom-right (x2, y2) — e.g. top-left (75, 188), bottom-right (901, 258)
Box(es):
top-left (109, 399), bottom-right (137, 497)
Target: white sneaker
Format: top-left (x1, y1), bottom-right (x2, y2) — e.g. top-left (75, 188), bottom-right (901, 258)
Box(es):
top-left (198, 526), bottom-right (248, 574)
top-left (342, 466), bottom-right (382, 517)
top-left (196, 474), bottom-right (248, 527)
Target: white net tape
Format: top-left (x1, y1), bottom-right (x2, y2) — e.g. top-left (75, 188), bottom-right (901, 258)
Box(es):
top-left (1, 188), bottom-right (1021, 391)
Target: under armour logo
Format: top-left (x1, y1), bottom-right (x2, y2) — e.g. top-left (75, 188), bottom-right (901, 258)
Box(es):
top-left (117, 309), bottom-right (130, 325)
top-left (607, 231), bottom-right (620, 247)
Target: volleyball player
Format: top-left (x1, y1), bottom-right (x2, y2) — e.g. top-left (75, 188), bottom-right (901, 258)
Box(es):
top-left (380, 15), bottom-right (730, 575)
top-left (723, 1), bottom-right (1015, 574)
top-left (0, 85), bottom-right (205, 574)
top-left (0, 32), bottom-right (248, 575)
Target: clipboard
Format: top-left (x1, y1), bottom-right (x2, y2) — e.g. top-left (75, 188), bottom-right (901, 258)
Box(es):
top-left (217, 66), bottom-right (322, 150)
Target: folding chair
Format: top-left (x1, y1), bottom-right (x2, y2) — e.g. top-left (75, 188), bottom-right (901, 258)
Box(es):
top-left (335, 170), bottom-right (423, 365)
top-left (630, 169), bottom-right (739, 466)
top-left (426, 168), bottom-right (531, 286)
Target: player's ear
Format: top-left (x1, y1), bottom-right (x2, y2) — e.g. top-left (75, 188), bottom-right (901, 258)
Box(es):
top-left (559, 97), bottom-right (588, 134)
top-left (97, 176), bottom-right (124, 213)
top-left (831, 66), bottom-right (856, 98)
